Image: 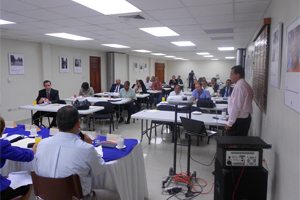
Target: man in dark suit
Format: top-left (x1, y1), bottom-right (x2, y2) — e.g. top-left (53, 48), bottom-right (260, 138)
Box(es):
top-left (33, 80), bottom-right (60, 128)
top-left (220, 79), bottom-right (233, 97)
top-left (109, 78), bottom-right (124, 93)
top-left (209, 77), bottom-right (219, 92)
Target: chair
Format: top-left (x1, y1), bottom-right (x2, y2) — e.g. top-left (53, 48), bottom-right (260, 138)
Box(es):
top-left (31, 171), bottom-right (83, 200)
top-left (44, 100), bottom-right (66, 128)
top-left (93, 101), bottom-right (114, 133)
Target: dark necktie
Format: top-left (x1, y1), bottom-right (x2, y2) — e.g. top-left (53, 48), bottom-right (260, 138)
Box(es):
top-left (47, 92), bottom-right (50, 100)
top-left (225, 88), bottom-right (229, 97)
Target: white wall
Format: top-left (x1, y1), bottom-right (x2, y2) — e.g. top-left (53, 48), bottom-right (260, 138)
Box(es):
top-left (1, 38), bottom-right (106, 121)
top-left (245, 0), bottom-right (300, 199)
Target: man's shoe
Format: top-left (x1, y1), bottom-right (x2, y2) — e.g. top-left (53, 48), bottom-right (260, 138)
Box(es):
top-left (125, 121), bottom-right (130, 124)
top-left (118, 118), bottom-right (124, 123)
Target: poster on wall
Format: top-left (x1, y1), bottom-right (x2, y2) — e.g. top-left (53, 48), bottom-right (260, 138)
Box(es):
top-left (8, 53), bottom-right (25, 74)
top-left (139, 64), bottom-right (143, 73)
top-left (144, 63), bottom-right (147, 72)
top-left (270, 23), bottom-right (283, 88)
top-left (285, 17), bottom-right (300, 113)
top-left (74, 58), bottom-right (82, 73)
top-left (60, 56), bottom-right (69, 73)
top-left (133, 62), bottom-right (138, 72)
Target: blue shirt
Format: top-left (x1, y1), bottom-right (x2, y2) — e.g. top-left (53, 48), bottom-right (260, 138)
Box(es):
top-left (35, 132), bottom-right (106, 196)
top-left (119, 88), bottom-right (137, 100)
top-left (191, 89), bottom-right (211, 99)
top-left (1, 139), bottom-right (34, 191)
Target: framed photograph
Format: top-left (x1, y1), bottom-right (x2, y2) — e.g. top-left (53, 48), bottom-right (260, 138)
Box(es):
top-left (133, 62), bottom-right (138, 72)
top-left (139, 64), bottom-right (143, 74)
top-left (270, 22), bottom-right (283, 88)
top-left (60, 56), bottom-right (69, 73)
top-left (74, 58), bottom-right (82, 74)
top-left (285, 17), bottom-right (300, 113)
top-left (9, 53), bottom-right (25, 74)
top-left (144, 63), bottom-right (147, 72)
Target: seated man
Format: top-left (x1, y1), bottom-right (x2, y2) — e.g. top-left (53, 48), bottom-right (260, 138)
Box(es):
top-left (79, 82), bottom-right (94, 97)
top-left (117, 81), bottom-right (137, 124)
top-left (209, 77), bottom-right (219, 92)
top-left (202, 80), bottom-right (215, 97)
top-left (169, 85), bottom-right (184, 96)
top-left (150, 77), bottom-right (163, 106)
top-left (144, 76), bottom-right (152, 89)
top-left (109, 78), bottom-right (124, 93)
top-left (177, 75), bottom-right (184, 91)
top-left (169, 75), bottom-right (178, 87)
top-left (32, 80), bottom-right (60, 128)
top-left (191, 82), bottom-right (211, 102)
top-left (35, 106), bottom-right (120, 200)
top-left (220, 79), bottom-right (233, 97)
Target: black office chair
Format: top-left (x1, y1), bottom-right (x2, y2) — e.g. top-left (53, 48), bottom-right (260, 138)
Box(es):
top-left (93, 101), bottom-right (114, 133)
top-left (45, 100), bottom-right (66, 128)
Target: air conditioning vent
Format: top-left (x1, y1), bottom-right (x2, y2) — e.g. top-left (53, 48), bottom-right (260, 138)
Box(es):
top-left (118, 15), bottom-right (146, 20)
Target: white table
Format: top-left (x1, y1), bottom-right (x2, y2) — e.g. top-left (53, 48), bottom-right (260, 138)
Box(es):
top-left (147, 90), bottom-right (162, 94)
top-left (211, 97), bottom-right (228, 102)
top-left (184, 91), bottom-right (192, 96)
top-left (19, 104), bottom-right (104, 130)
top-left (0, 142), bottom-right (148, 200)
top-left (132, 110), bottom-right (227, 144)
top-left (94, 92), bottom-right (119, 97)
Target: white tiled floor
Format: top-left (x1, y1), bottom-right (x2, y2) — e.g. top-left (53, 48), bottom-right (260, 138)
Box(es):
top-left (16, 100), bottom-right (218, 200)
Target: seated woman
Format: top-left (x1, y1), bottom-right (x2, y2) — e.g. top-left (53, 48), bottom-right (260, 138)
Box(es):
top-left (0, 117), bottom-right (37, 200)
top-left (79, 82), bottom-right (94, 97)
top-left (191, 79), bottom-right (198, 91)
top-left (135, 80), bottom-right (148, 112)
top-left (132, 79), bottom-right (139, 91)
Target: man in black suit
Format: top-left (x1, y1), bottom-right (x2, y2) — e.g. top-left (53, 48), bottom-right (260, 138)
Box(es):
top-left (109, 78), bottom-right (124, 93)
top-left (32, 80), bottom-right (60, 128)
top-left (220, 79), bottom-right (233, 97)
top-left (209, 77), bottom-right (219, 92)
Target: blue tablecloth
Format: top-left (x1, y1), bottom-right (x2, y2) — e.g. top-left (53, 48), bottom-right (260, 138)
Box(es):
top-left (4, 125), bottom-right (138, 162)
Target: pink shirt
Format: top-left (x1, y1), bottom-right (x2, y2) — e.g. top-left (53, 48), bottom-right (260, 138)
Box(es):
top-left (151, 81), bottom-right (162, 93)
top-left (227, 78), bottom-right (253, 127)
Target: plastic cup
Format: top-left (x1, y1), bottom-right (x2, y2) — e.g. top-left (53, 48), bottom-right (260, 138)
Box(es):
top-left (74, 94), bottom-right (77, 98)
top-left (33, 100), bottom-right (37, 105)
top-left (162, 97), bottom-right (165, 102)
top-left (101, 90), bottom-right (103, 93)
top-left (35, 135), bottom-right (42, 144)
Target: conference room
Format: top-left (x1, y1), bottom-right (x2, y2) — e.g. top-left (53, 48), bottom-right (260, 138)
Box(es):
top-left (0, 0), bottom-right (299, 200)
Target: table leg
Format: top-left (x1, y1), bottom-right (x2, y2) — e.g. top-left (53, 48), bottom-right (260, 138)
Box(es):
top-left (140, 119), bottom-right (143, 142)
top-left (31, 110), bottom-right (33, 125)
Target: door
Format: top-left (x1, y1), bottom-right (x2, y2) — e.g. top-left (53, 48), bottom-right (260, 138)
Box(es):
top-left (155, 63), bottom-right (165, 83)
top-left (90, 56), bottom-right (101, 93)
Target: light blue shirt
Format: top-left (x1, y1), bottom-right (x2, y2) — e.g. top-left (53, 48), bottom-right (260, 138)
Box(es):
top-left (191, 89), bottom-right (211, 99)
top-left (35, 132), bottom-right (106, 196)
top-left (119, 88), bottom-right (137, 100)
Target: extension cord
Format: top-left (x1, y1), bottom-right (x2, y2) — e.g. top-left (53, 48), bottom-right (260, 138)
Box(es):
top-left (164, 186), bottom-right (182, 194)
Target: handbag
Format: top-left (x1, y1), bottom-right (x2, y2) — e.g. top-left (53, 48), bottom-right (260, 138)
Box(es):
top-left (73, 99), bottom-right (91, 110)
top-left (197, 98), bottom-right (215, 108)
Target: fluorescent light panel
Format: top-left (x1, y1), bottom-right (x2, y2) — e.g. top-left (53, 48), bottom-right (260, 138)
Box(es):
top-left (218, 47), bottom-right (234, 51)
top-left (151, 53), bottom-right (166, 56)
top-left (0, 19), bottom-right (16, 25)
top-left (196, 52), bottom-right (210, 55)
top-left (133, 50), bottom-right (152, 53)
top-left (225, 57), bottom-right (235, 59)
top-left (139, 27), bottom-right (179, 37)
top-left (203, 55), bottom-right (214, 57)
top-left (174, 57), bottom-right (183, 60)
top-left (102, 44), bottom-right (130, 48)
top-left (211, 58), bottom-right (219, 60)
top-left (45, 33), bottom-right (93, 40)
top-left (171, 41), bottom-right (196, 46)
top-left (72, 0), bottom-right (141, 15)
top-left (164, 56), bottom-right (175, 58)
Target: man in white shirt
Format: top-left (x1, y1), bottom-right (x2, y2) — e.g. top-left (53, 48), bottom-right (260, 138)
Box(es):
top-left (169, 85), bottom-right (184, 96)
top-left (201, 80), bottom-right (215, 96)
top-left (36, 106), bottom-right (120, 200)
top-left (225, 65), bottom-right (253, 136)
top-left (144, 76), bottom-right (152, 88)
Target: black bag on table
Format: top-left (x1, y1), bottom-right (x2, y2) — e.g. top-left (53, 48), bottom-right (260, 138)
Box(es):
top-left (197, 98), bottom-right (215, 108)
top-left (73, 99), bottom-right (91, 110)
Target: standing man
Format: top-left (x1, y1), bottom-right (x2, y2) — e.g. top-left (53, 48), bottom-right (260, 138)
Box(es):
top-left (191, 82), bottom-right (211, 102)
top-left (225, 65), bottom-right (253, 136)
top-left (220, 79), bottom-right (233, 97)
top-left (109, 78), bottom-right (124, 93)
top-left (33, 80), bottom-right (60, 128)
top-left (118, 81), bottom-right (137, 124)
top-left (150, 77), bottom-right (163, 106)
top-left (187, 70), bottom-right (196, 88)
top-left (209, 77), bottom-right (219, 92)
top-left (144, 76), bottom-right (152, 88)
top-left (169, 85), bottom-right (184, 96)
top-left (35, 106), bottom-right (120, 200)
top-left (201, 80), bottom-right (215, 97)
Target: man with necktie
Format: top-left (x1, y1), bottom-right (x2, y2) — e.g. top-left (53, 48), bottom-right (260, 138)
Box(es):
top-left (109, 78), bottom-right (124, 93)
top-left (220, 79), bottom-right (233, 97)
top-left (32, 80), bottom-right (60, 128)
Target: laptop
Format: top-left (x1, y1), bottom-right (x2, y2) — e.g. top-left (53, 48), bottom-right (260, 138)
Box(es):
top-left (180, 117), bottom-right (216, 137)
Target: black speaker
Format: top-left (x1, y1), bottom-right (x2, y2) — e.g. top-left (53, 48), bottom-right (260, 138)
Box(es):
top-left (214, 159), bottom-right (268, 200)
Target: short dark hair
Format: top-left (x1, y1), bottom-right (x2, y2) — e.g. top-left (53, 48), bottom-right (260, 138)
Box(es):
top-left (81, 82), bottom-right (89, 90)
top-left (195, 82), bottom-right (202, 87)
top-left (124, 81), bottom-right (130, 86)
top-left (43, 80), bottom-right (51, 86)
top-left (0, 117), bottom-right (5, 135)
top-left (212, 77), bottom-right (217, 82)
top-left (57, 106), bottom-right (79, 132)
top-left (231, 65), bottom-right (245, 78)
top-left (202, 80), bottom-right (207, 84)
top-left (174, 85), bottom-right (181, 89)
top-left (226, 79), bottom-right (231, 82)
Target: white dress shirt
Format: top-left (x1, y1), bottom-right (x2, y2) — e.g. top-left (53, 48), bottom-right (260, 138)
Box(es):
top-left (227, 78), bottom-right (253, 127)
top-left (203, 86), bottom-right (215, 96)
top-left (169, 91), bottom-right (184, 96)
top-left (144, 81), bottom-right (152, 88)
top-left (35, 132), bottom-right (106, 196)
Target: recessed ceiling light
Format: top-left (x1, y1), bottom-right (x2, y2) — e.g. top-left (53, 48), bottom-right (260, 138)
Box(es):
top-left (101, 44), bottom-right (130, 48)
top-left (0, 19), bottom-right (16, 25)
top-left (182, 59), bottom-right (189, 61)
top-left (151, 53), bottom-right (166, 56)
top-left (72, 0), bottom-right (141, 15)
top-left (171, 41), bottom-right (196, 46)
top-left (218, 47), bottom-right (234, 51)
top-left (139, 27), bottom-right (179, 37)
top-left (45, 33), bottom-right (93, 41)
top-left (211, 58), bottom-right (219, 60)
top-left (164, 56), bottom-right (175, 58)
top-left (174, 57), bottom-right (183, 60)
top-left (203, 55), bottom-right (214, 57)
top-left (196, 52), bottom-right (210, 55)
top-left (132, 50), bottom-right (152, 53)
top-left (225, 57), bottom-right (235, 59)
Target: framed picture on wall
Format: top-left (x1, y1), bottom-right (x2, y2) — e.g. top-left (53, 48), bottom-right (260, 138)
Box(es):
top-left (139, 64), bottom-right (143, 73)
top-left (144, 63), bottom-right (147, 72)
top-left (8, 53), bottom-right (25, 74)
top-left (60, 56), bottom-right (69, 73)
top-left (270, 22), bottom-right (283, 88)
top-left (74, 58), bottom-right (82, 73)
top-left (133, 62), bottom-right (138, 72)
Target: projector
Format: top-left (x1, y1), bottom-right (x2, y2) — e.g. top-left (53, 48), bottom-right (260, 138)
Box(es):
top-left (167, 96), bottom-right (194, 105)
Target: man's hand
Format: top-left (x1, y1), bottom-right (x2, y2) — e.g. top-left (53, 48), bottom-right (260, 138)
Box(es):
top-left (225, 124), bottom-right (231, 132)
top-left (83, 133), bottom-right (93, 145)
top-left (84, 95), bottom-right (88, 97)
top-left (39, 98), bottom-right (44, 104)
top-left (44, 99), bottom-right (50, 104)
top-left (32, 143), bottom-right (38, 154)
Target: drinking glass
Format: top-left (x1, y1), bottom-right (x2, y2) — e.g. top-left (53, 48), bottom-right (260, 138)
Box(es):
top-left (35, 135), bottom-right (42, 144)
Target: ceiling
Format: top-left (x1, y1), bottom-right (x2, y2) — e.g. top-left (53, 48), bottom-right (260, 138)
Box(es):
top-left (0, 0), bottom-right (272, 60)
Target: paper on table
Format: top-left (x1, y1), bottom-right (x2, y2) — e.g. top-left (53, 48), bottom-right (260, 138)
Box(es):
top-left (7, 171), bottom-right (32, 189)
top-left (5, 134), bottom-right (22, 142)
top-left (95, 145), bottom-right (103, 157)
top-left (11, 138), bottom-right (35, 148)
top-left (1, 133), bottom-right (8, 139)
top-left (5, 121), bottom-right (16, 128)
top-left (212, 119), bottom-right (227, 125)
top-left (147, 110), bottom-right (159, 113)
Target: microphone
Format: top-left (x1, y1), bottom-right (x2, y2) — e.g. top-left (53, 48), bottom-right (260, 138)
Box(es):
top-left (77, 129), bottom-right (84, 140)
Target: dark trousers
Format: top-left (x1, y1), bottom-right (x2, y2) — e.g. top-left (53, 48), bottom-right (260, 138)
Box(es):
top-left (0, 185), bottom-right (30, 200)
top-left (115, 103), bottom-right (136, 122)
top-left (226, 114), bottom-right (251, 136)
top-left (150, 93), bottom-right (163, 105)
top-left (188, 79), bottom-right (193, 88)
top-left (32, 111), bottom-right (57, 127)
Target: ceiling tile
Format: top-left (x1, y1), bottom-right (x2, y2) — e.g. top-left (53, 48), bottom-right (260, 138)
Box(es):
top-left (145, 8), bottom-right (192, 20)
top-left (182, 0), bottom-right (233, 6)
top-left (48, 5), bottom-right (101, 18)
top-left (234, 1), bottom-right (270, 13)
top-left (201, 23), bottom-right (234, 30)
top-left (125, 20), bottom-right (164, 28)
top-left (160, 18), bottom-right (198, 26)
top-left (188, 3), bottom-right (233, 17)
top-left (51, 18), bottom-right (91, 27)
top-left (235, 13), bottom-right (264, 22)
top-left (196, 15), bottom-right (234, 24)
top-left (234, 20), bottom-right (260, 28)
top-left (16, 9), bottom-right (68, 21)
top-left (22, 21), bottom-right (63, 29)
top-left (20, 0), bottom-right (74, 8)
top-left (1, 0), bottom-right (38, 12)
top-left (78, 16), bottom-right (120, 25)
top-left (100, 23), bottom-right (135, 30)
top-left (127, 0), bottom-right (183, 11)
top-left (0, 12), bottom-right (38, 23)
